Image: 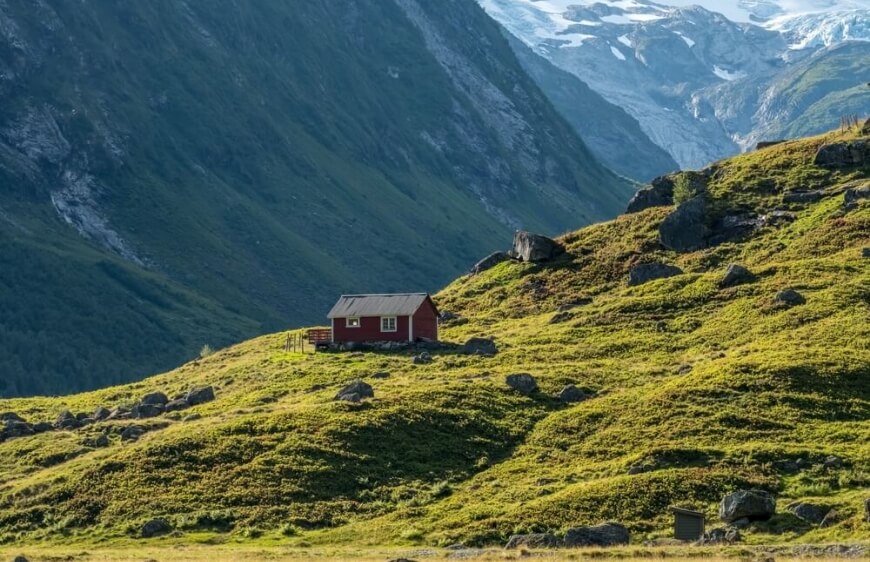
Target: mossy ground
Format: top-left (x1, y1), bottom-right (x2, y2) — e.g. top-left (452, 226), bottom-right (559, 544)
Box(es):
top-left (0, 131), bottom-right (867, 552)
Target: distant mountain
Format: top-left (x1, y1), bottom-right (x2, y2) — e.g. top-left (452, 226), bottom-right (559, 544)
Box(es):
top-left (478, 0), bottom-right (870, 168)
top-left (0, 0), bottom-right (632, 397)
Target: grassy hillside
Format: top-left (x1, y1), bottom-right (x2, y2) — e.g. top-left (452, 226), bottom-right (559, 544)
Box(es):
top-left (0, 0), bottom-right (632, 397)
top-left (0, 130), bottom-right (867, 550)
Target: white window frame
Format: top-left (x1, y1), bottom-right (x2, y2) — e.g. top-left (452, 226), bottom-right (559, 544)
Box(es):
top-left (346, 317), bottom-right (361, 328)
top-left (381, 316), bottom-right (397, 333)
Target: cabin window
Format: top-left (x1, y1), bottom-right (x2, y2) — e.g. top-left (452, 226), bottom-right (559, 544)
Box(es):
top-left (381, 316), bottom-right (397, 332)
top-left (346, 317), bottom-right (361, 328)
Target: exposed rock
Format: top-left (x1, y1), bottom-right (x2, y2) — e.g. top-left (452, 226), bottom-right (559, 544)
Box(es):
top-left (720, 264), bottom-right (753, 288)
top-left (863, 248), bottom-right (870, 258)
top-left (549, 311), bottom-right (573, 324)
top-left (12, 556), bottom-right (30, 562)
top-left (719, 489), bottom-right (776, 523)
top-left (412, 351), bottom-right (433, 365)
top-left (3, 421), bottom-right (34, 438)
top-left (708, 213), bottom-right (763, 245)
top-left (511, 231), bottom-right (565, 262)
top-left (564, 522), bottom-right (630, 547)
top-left (371, 371), bottom-right (391, 379)
top-left (558, 384), bottom-right (587, 403)
top-left (183, 414), bottom-right (202, 422)
top-left (120, 425), bottom-right (146, 442)
top-left (783, 190), bottom-right (824, 204)
top-left (558, 298), bottom-right (592, 311)
top-left (788, 502), bottom-right (830, 525)
top-left (164, 399), bottom-right (189, 413)
top-left (731, 517), bottom-right (750, 529)
top-left (819, 509), bottom-right (840, 528)
top-left (334, 380), bottom-right (374, 403)
top-left (93, 407), bottom-right (111, 421)
top-left (774, 289), bottom-right (806, 307)
top-left (756, 140), bottom-right (785, 150)
top-left (823, 455), bottom-right (844, 469)
top-left (626, 175), bottom-right (674, 213)
top-left (628, 464), bottom-right (654, 475)
top-left (141, 517), bottom-right (172, 538)
top-left (132, 404), bottom-right (164, 419)
top-left (186, 386), bottom-right (215, 406)
top-left (505, 373), bottom-right (538, 395)
top-left (628, 263), bottom-right (683, 286)
top-left (505, 533), bottom-right (560, 549)
top-left (0, 412), bottom-right (25, 423)
top-left (105, 407), bottom-right (131, 421)
top-left (843, 186), bottom-right (870, 212)
top-left (93, 434), bottom-right (110, 448)
top-left (659, 196), bottom-right (709, 252)
top-left (463, 337), bottom-right (497, 356)
top-left (471, 251), bottom-right (511, 275)
top-left (55, 410), bottom-right (79, 430)
top-left (814, 140), bottom-right (869, 168)
top-left (763, 210), bottom-right (797, 226)
top-left (697, 527), bottom-right (741, 545)
top-left (32, 422), bottom-right (53, 433)
top-left (141, 392), bottom-right (169, 406)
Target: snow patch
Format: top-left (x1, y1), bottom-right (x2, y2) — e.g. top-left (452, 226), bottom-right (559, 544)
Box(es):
top-left (674, 31), bottom-right (696, 47)
top-left (610, 45), bottom-right (627, 60)
top-left (712, 65), bottom-right (745, 81)
top-left (617, 34), bottom-right (633, 47)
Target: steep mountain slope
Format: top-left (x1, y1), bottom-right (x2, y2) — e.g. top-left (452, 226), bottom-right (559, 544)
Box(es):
top-left (478, 0), bottom-right (870, 168)
top-left (505, 31), bottom-right (679, 181)
top-left (0, 0), bottom-right (632, 397)
top-left (0, 129), bottom-right (866, 548)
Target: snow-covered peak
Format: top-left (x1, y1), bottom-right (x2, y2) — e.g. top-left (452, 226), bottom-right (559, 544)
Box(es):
top-left (765, 9), bottom-right (870, 48)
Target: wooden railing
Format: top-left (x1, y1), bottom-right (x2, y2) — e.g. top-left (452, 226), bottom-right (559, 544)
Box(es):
top-left (307, 329), bottom-right (332, 346)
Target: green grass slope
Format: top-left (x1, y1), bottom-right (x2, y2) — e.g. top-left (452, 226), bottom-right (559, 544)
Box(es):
top-left (0, 0), bottom-right (632, 396)
top-left (0, 130), bottom-right (866, 548)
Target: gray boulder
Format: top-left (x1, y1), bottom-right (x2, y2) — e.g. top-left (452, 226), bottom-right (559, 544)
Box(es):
top-left (720, 264), bottom-right (753, 288)
top-left (0, 412), bottom-right (24, 422)
top-left (564, 522), bottom-right (630, 547)
top-left (559, 384), bottom-right (587, 404)
top-left (13, 555), bottom-right (30, 562)
top-left (789, 502), bottom-right (830, 525)
top-left (626, 176), bottom-right (674, 213)
top-left (659, 196), bottom-right (709, 252)
top-left (843, 186), bottom-right (870, 212)
top-left (783, 190), bottom-right (824, 204)
top-left (697, 527), bottom-right (741, 545)
top-left (820, 510), bottom-right (840, 528)
top-left (93, 407), bottom-right (111, 421)
top-left (505, 533), bottom-right (560, 549)
top-left (334, 380), bottom-right (374, 403)
top-left (3, 421), bottom-right (34, 438)
top-left (719, 490), bottom-right (776, 523)
top-left (141, 517), bottom-right (172, 538)
top-left (120, 425), bottom-right (146, 442)
top-left (506, 373), bottom-right (538, 396)
top-left (775, 289), bottom-right (806, 307)
top-left (141, 392), bottom-right (169, 406)
top-left (463, 337), bottom-right (497, 356)
top-left (511, 231), bottom-right (565, 263)
top-left (132, 404), bottom-right (163, 419)
top-left (823, 455), bottom-right (844, 469)
top-left (55, 410), bottom-right (79, 430)
top-left (628, 263), bottom-right (683, 286)
top-left (471, 252), bottom-right (511, 275)
top-left (756, 140), bottom-right (785, 150)
top-left (186, 386), bottom-right (215, 406)
top-left (412, 352), bottom-right (433, 365)
top-left (863, 248), bottom-right (870, 258)
top-left (164, 399), bottom-right (189, 413)
top-left (32, 422), bottom-right (53, 433)
top-left (814, 140), bottom-right (869, 168)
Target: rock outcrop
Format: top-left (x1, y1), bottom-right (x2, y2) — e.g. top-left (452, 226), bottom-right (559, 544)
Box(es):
top-left (563, 522), bottom-right (630, 547)
top-left (628, 263), bottom-right (683, 286)
top-left (511, 231), bottom-right (565, 262)
top-left (788, 502), bottom-right (830, 525)
top-left (719, 490), bottom-right (776, 523)
top-left (463, 337), bottom-right (497, 356)
top-left (334, 380), bottom-right (374, 403)
top-left (504, 533), bottom-right (560, 549)
top-left (505, 373), bottom-right (538, 395)
top-left (141, 518), bottom-right (172, 538)
top-left (720, 264), bottom-right (753, 288)
top-left (774, 289), bottom-right (806, 307)
top-left (471, 252), bottom-right (511, 275)
top-left (814, 140), bottom-right (869, 168)
top-left (626, 176), bottom-right (674, 213)
top-left (659, 196), bottom-right (709, 252)
top-left (558, 384), bottom-right (587, 403)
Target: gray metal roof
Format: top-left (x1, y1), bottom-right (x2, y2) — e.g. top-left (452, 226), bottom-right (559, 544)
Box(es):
top-left (327, 293), bottom-right (432, 319)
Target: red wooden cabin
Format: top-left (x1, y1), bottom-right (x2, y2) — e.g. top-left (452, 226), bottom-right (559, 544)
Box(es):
top-left (327, 293), bottom-right (439, 344)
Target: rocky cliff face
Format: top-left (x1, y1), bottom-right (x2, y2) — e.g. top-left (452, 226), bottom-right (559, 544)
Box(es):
top-left (0, 0), bottom-right (632, 396)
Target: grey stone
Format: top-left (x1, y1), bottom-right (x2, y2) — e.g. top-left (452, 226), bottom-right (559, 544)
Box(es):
top-left (93, 407), bottom-right (111, 421)
top-left (659, 196), bottom-right (709, 253)
top-left (334, 380), bottom-right (374, 403)
top-left (505, 533), bottom-right (560, 549)
top-left (628, 263), bottom-right (683, 286)
top-left (164, 399), bottom-right (189, 413)
top-left (697, 527), bottom-right (741, 545)
top-left (12, 556), bottom-right (30, 562)
top-left (3, 421), bottom-right (34, 438)
top-left (511, 231), bottom-right (565, 262)
top-left (719, 489), bottom-right (776, 523)
top-left (371, 371), bottom-right (391, 379)
top-left (843, 186), bottom-right (870, 211)
top-left (412, 352), bottom-right (433, 365)
top-left (862, 248), bottom-right (870, 258)
top-left (185, 386), bottom-right (215, 406)
top-left (549, 311), bottom-right (573, 324)
top-left (55, 410), bottom-right (79, 430)
top-left (626, 175), bottom-right (674, 213)
top-left (823, 455), bottom-right (843, 469)
top-left (774, 289), bottom-right (806, 307)
top-left (183, 414), bottom-right (202, 422)
top-left (720, 264), bottom-right (753, 288)
top-left (93, 434), bottom-right (110, 448)
top-left (789, 502), bottom-right (830, 525)
top-left (32, 422), bottom-right (53, 433)
top-left (564, 522), bottom-right (630, 547)
top-left (471, 251), bottom-right (511, 275)
top-left (505, 373), bottom-right (538, 395)
top-left (814, 140), bottom-right (869, 168)
top-left (819, 509), bottom-right (840, 528)
top-left (756, 140), bottom-right (785, 150)
top-left (0, 412), bottom-right (25, 423)
top-left (558, 384), bottom-right (587, 403)
top-left (141, 392), bottom-right (169, 406)
top-left (105, 407), bottom-right (131, 421)
top-left (120, 425), bottom-right (146, 442)
top-left (141, 517), bottom-right (172, 538)
top-left (783, 190), bottom-right (824, 204)
top-left (731, 517), bottom-right (750, 529)
top-left (132, 404), bottom-right (164, 419)
top-left (463, 337), bottom-right (497, 356)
